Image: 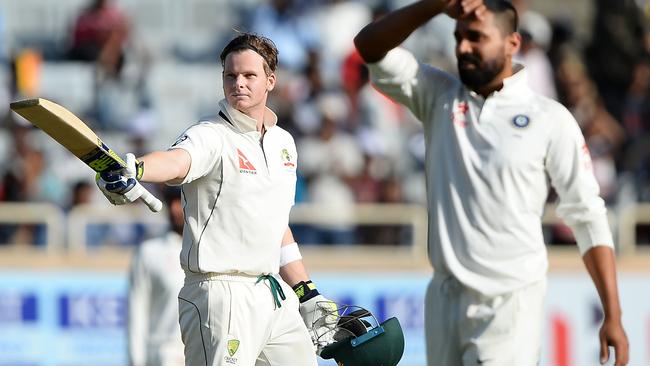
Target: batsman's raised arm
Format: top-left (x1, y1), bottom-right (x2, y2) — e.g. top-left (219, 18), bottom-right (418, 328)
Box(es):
top-left (94, 148), bottom-right (191, 208)
top-left (138, 149), bottom-right (191, 185)
top-left (354, 0), bottom-right (486, 63)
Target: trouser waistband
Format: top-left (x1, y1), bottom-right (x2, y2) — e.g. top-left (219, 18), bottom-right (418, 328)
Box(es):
top-left (183, 271), bottom-right (287, 309)
top-left (184, 271), bottom-right (267, 284)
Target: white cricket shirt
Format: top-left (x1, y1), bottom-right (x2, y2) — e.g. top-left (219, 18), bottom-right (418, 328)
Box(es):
top-left (169, 99), bottom-right (297, 275)
top-left (128, 232), bottom-right (184, 366)
top-left (368, 48), bottom-right (613, 295)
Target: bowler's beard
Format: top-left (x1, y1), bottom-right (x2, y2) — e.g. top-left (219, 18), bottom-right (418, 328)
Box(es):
top-left (457, 53), bottom-right (505, 90)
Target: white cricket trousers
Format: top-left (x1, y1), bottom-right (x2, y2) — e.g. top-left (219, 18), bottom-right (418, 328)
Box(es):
top-left (178, 273), bottom-right (318, 366)
top-left (425, 274), bottom-right (546, 366)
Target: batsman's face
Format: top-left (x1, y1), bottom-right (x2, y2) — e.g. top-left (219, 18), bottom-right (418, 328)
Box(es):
top-left (454, 12), bottom-right (518, 90)
top-left (223, 49), bottom-right (276, 115)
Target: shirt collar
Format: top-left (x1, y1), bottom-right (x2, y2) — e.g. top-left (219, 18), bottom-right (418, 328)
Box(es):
top-left (467, 63), bottom-right (529, 99)
top-left (501, 63), bottom-right (527, 91)
top-left (218, 99), bottom-right (278, 133)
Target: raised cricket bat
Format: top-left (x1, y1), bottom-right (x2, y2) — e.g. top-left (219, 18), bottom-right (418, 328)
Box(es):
top-left (10, 98), bottom-right (163, 212)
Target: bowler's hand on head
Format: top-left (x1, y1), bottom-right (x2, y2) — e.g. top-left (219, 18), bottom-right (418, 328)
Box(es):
top-left (441, 0), bottom-right (486, 20)
top-left (599, 317), bottom-right (629, 366)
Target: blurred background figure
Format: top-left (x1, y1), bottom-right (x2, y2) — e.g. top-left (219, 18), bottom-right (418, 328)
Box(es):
top-left (66, 0), bottom-right (129, 79)
top-left (512, 0), bottom-right (557, 99)
top-left (297, 96), bottom-right (363, 245)
top-left (247, 0), bottom-right (321, 72)
top-left (127, 186), bottom-right (184, 366)
top-left (585, 0), bottom-right (648, 123)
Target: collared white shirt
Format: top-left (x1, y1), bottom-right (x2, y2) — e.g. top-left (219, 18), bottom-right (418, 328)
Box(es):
top-left (368, 48), bottom-right (613, 295)
top-left (169, 99), bottom-right (298, 275)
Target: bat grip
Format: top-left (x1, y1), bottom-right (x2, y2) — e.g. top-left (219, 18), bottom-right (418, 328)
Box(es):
top-left (139, 185), bottom-right (163, 212)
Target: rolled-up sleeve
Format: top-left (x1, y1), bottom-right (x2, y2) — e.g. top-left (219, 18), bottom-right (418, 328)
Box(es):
top-left (546, 107), bottom-right (614, 254)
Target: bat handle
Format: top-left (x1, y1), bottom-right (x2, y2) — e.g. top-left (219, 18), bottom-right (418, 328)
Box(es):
top-left (139, 185), bottom-right (163, 212)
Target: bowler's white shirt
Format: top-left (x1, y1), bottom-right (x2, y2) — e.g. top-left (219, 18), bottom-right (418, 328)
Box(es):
top-left (169, 99), bottom-right (297, 275)
top-left (368, 48), bottom-right (613, 295)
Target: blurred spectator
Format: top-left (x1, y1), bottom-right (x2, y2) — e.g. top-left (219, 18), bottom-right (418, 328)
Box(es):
top-left (68, 180), bottom-right (94, 210)
top-left (66, 0), bottom-right (130, 79)
top-left (622, 58), bottom-right (650, 148)
top-left (513, 0), bottom-right (557, 99)
top-left (67, 180), bottom-right (111, 246)
top-left (312, 0), bottom-right (371, 87)
top-left (297, 97), bottom-right (363, 244)
top-left (551, 56), bottom-right (625, 244)
top-left (287, 49), bottom-right (327, 137)
top-left (247, 0), bottom-right (321, 72)
top-left (585, 0), bottom-right (648, 121)
top-left (556, 57), bottom-right (624, 202)
top-left (0, 116), bottom-right (65, 245)
top-left (621, 57), bottom-right (650, 200)
top-left (351, 156), bottom-right (411, 245)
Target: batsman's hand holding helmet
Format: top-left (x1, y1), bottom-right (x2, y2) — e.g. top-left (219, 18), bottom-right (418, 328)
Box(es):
top-left (315, 304), bottom-right (405, 366)
top-left (293, 280), bottom-right (339, 353)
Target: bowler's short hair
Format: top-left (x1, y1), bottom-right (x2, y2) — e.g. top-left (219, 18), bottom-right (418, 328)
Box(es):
top-left (484, 0), bottom-right (519, 35)
top-left (220, 33), bottom-right (279, 76)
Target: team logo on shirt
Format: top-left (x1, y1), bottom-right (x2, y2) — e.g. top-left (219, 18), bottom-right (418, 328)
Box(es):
top-left (227, 339), bottom-right (240, 356)
top-left (512, 114), bottom-right (530, 128)
top-left (281, 148), bottom-right (295, 168)
top-left (224, 338), bottom-right (240, 364)
top-left (237, 149), bottom-right (257, 174)
top-left (452, 101), bottom-right (469, 128)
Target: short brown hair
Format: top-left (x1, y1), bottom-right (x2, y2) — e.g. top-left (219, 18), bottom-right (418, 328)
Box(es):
top-left (220, 33), bottom-right (279, 76)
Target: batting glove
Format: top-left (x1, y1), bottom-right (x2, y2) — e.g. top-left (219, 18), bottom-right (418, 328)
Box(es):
top-left (293, 280), bottom-right (338, 354)
top-left (95, 153), bottom-right (146, 205)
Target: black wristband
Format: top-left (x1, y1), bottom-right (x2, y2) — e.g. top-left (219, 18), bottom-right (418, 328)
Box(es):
top-left (292, 280), bottom-right (320, 303)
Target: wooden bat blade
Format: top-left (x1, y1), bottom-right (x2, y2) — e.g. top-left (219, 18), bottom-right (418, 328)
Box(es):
top-left (10, 98), bottom-right (163, 212)
top-left (10, 98), bottom-right (126, 172)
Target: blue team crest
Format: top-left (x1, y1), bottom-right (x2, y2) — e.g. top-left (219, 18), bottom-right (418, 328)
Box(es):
top-left (512, 114), bottom-right (530, 128)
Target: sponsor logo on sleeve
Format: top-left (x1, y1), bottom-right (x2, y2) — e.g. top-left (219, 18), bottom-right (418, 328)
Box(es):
top-left (281, 148), bottom-right (295, 168)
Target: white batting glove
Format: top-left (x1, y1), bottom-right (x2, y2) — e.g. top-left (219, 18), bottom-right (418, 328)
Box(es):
top-left (95, 153), bottom-right (145, 205)
top-left (293, 281), bottom-right (339, 354)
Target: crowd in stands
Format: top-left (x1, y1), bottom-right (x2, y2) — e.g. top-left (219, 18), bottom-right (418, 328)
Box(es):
top-left (0, 0), bottom-right (649, 247)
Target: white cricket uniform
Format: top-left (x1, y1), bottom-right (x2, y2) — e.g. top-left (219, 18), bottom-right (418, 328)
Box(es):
top-left (169, 99), bottom-right (316, 366)
top-left (128, 232), bottom-right (185, 366)
top-left (367, 48), bottom-right (614, 365)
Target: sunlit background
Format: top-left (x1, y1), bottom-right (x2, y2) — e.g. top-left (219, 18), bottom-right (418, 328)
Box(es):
top-left (0, 0), bottom-right (649, 365)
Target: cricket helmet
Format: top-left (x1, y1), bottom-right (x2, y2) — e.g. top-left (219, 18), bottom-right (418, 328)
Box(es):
top-left (315, 305), bottom-right (405, 366)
